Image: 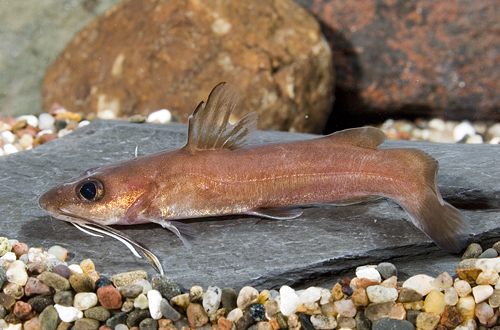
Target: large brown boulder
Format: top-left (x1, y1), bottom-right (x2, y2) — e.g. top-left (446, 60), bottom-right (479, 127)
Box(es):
top-left (41, 0), bottom-right (334, 133)
top-left (306, 0), bottom-right (500, 124)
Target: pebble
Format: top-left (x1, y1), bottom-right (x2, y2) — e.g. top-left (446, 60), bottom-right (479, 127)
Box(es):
top-left (454, 280), bottom-right (472, 297)
top-left (147, 110), bottom-right (172, 124)
top-left (431, 271), bottom-right (453, 290)
top-left (3, 282), bottom-right (24, 299)
top-left (70, 273), bottom-right (95, 293)
top-left (415, 312), bottom-right (440, 330)
top-left (147, 290), bottom-right (163, 320)
top-left (249, 303), bottom-right (266, 322)
top-left (48, 246), bottom-right (68, 261)
top-left (139, 318), bottom-right (158, 330)
top-left (84, 306), bottom-right (111, 322)
top-left (479, 248), bottom-right (498, 259)
top-left (333, 299), bottom-right (357, 318)
top-left (472, 285), bottom-right (494, 303)
top-left (0, 266), bottom-right (6, 288)
top-left (203, 285), bottom-right (221, 315)
top-left (23, 315), bottom-right (40, 330)
top-left (133, 293), bottom-right (148, 310)
top-left (126, 309), bottom-right (150, 327)
top-left (52, 265), bottom-right (72, 279)
top-left (24, 277), bottom-right (52, 296)
top-left (366, 285), bottom-right (398, 303)
top-left (74, 318), bottom-right (100, 330)
top-left (298, 287), bottom-right (321, 304)
top-left (423, 290), bottom-right (445, 314)
top-left (74, 292), bottom-right (99, 311)
top-left (54, 290), bottom-right (75, 306)
top-left (95, 277), bottom-right (113, 290)
top-left (13, 301), bottom-right (36, 321)
top-left (402, 274), bottom-right (435, 296)
top-left (97, 285), bottom-right (123, 310)
top-left (105, 312), bottom-right (128, 329)
top-left (475, 301), bottom-right (494, 325)
top-left (170, 293), bottom-right (190, 310)
top-left (6, 260), bottom-right (28, 286)
top-left (356, 266), bottom-right (381, 282)
top-left (221, 287), bottom-right (238, 311)
top-left (38, 113), bottom-right (56, 130)
top-left (11, 243), bottom-right (29, 258)
top-left (27, 295), bottom-right (54, 312)
top-left (186, 303), bottom-right (208, 328)
top-left (309, 315), bottom-right (337, 329)
top-left (456, 296), bottom-right (476, 320)
top-left (440, 305), bottom-right (464, 328)
top-left (39, 305), bottom-right (59, 330)
top-left (462, 243), bottom-right (482, 259)
top-left (132, 279), bottom-right (152, 294)
top-left (444, 286), bottom-right (459, 305)
top-left (372, 317), bottom-right (415, 330)
top-left (54, 304), bottom-right (84, 322)
top-left (489, 289), bottom-right (500, 308)
top-left (364, 302), bottom-right (394, 321)
top-left (376, 262), bottom-right (397, 280)
top-left (119, 285), bottom-right (143, 298)
top-left (150, 275), bottom-right (180, 301)
top-left (237, 286), bottom-right (259, 310)
top-left (111, 271), bottom-right (148, 288)
top-left (279, 286), bottom-right (300, 316)
top-left (159, 299), bottom-right (181, 321)
top-left (476, 268), bottom-right (499, 285)
top-left (398, 287), bottom-right (423, 302)
top-left (351, 288), bottom-right (368, 307)
top-left (40, 271), bottom-right (71, 291)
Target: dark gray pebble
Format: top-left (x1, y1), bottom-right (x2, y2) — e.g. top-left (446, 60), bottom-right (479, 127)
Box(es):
top-left (74, 318), bottom-right (100, 330)
top-left (28, 295), bottom-right (54, 313)
top-left (0, 267), bottom-right (6, 288)
top-left (0, 305), bottom-right (6, 319)
top-left (54, 291), bottom-right (75, 307)
top-left (106, 312), bottom-right (128, 330)
top-left (55, 119), bottom-right (68, 131)
top-left (479, 248), bottom-right (498, 258)
top-left (52, 265), bottom-right (71, 279)
top-left (298, 313), bottom-right (314, 330)
top-left (95, 277), bottom-right (113, 290)
top-left (160, 298), bottom-right (182, 321)
top-left (376, 262), bottom-right (397, 280)
top-left (139, 318), bottom-right (159, 330)
top-left (275, 313), bottom-right (287, 330)
top-left (151, 275), bottom-right (181, 300)
top-left (462, 243), bottom-right (482, 259)
top-left (119, 284), bottom-right (143, 298)
top-left (354, 310), bottom-right (371, 330)
top-left (372, 318), bottom-right (415, 330)
top-left (249, 303), bottom-right (266, 322)
top-left (235, 309), bottom-right (255, 330)
top-left (221, 287), bottom-right (238, 311)
top-left (39, 305), bottom-right (59, 330)
top-left (127, 309), bottom-right (151, 327)
top-left (406, 310), bottom-right (421, 325)
top-left (84, 306), bottom-right (111, 322)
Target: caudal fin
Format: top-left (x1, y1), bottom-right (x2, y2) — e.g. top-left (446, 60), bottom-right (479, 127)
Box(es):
top-left (390, 149), bottom-right (469, 253)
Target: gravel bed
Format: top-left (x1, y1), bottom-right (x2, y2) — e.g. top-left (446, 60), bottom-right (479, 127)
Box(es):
top-left (1, 237), bottom-right (500, 330)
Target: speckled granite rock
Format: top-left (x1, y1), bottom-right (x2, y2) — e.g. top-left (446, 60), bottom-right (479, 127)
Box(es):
top-left (41, 0), bottom-right (334, 133)
top-left (1, 120), bottom-right (499, 289)
top-left (305, 0), bottom-right (500, 126)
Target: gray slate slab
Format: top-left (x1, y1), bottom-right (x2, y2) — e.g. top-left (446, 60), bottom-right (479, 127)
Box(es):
top-left (1, 120), bottom-right (499, 290)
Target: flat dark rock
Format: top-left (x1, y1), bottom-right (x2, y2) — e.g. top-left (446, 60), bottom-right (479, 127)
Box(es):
top-left (1, 121), bottom-right (499, 290)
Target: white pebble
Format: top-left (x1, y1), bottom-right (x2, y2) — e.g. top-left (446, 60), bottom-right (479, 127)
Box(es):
top-left (356, 265), bottom-right (381, 282)
top-left (147, 109), bottom-right (172, 124)
top-left (320, 288), bottom-right (333, 305)
top-left (147, 289), bottom-right (163, 320)
top-left (68, 264), bottom-right (83, 274)
top-left (28, 247), bottom-right (52, 263)
top-left (237, 286), bottom-right (259, 310)
top-left (428, 118), bottom-right (446, 131)
top-left (6, 260), bottom-right (28, 286)
top-left (134, 293), bottom-right (149, 310)
top-left (0, 320), bottom-right (7, 329)
top-left (132, 278), bottom-right (152, 294)
top-left (57, 128), bottom-right (73, 138)
top-left (454, 280), bottom-right (472, 297)
top-left (54, 304), bottom-right (83, 322)
top-left (98, 109), bottom-right (117, 120)
top-left (475, 301), bottom-right (494, 325)
top-left (0, 148), bottom-right (5, 156)
top-left (279, 285), bottom-right (300, 316)
top-left (0, 252), bottom-right (16, 260)
top-left (17, 115), bottom-right (38, 127)
top-left (366, 285), bottom-right (398, 303)
top-left (334, 299), bottom-right (356, 318)
top-left (487, 123), bottom-right (500, 137)
top-left (444, 287), bottom-right (459, 305)
top-left (3, 144), bottom-right (18, 155)
top-left (78, 120), bottom-right (90, 128)
top-left (18, 134), bottom-right (34, 150)
top-left (472, 285), bottom-right (494, 303)
top-left (465, 134), bottom-right (483, 144)
top-left (453, 121), bottom-right (475, 141)
top-left (299, 287), bottom-right (322, 304)
top-left (48, 245), bottom-right (67, 261)
top-left (2, 322), bottom-right (22, 330)
top-left (36, 129), bottom-right (54, 138)
top-left (476, 257), bottom-right (500, 272)
top-left (115, 324), bottom-right (129, 330)
top-left (73, 292), bottom-right (98, 310)
top-left (432, 271), bottom-right (453, 290)
top-left (226, 308), bottom-right (243, 322)
top-left (310, 315), bottom-right (337, 329)
top-left (203, 286), bottom-right (222, 315)
top-left (38, 113), bottom-right (56, 130)
top-left (0, 131), bottom-right (15, 144)
top-left (489, 137), bottom-right (500, 144)
top-left (403, 274), bottom-right (435, 296)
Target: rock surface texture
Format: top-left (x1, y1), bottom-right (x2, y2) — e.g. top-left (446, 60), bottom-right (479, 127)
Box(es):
top-left (41, 0), bottom-right (334, 133)
top-left (305, 0), bottom-right (500, 125)
top-left (1, 120), bottom-right (499, 289)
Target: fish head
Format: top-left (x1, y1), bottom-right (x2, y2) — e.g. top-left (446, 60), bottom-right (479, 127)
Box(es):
top-left (38, 163), bottom-right (150, 225)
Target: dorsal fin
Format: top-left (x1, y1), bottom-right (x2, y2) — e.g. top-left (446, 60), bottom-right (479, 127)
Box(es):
top-left (185, 82), bottom-right (258, 151)
top-left (323, 127), bottom-right (386, 148)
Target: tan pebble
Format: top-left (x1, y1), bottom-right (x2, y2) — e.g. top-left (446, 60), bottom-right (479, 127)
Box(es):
top-left (209, 308), bottom-right (226, 325)
top-left (236, 286), bottom-right (259, 310)
top-left (476, 268), bottom-right (499, 285)
top-left (337, 315), bottom-right (356, 328)
top-left (18, 134), bottom-right (34, 150)
top-left (415, 312), bottom-right (440, 330)
top-left (86, 270), bottom-right (100, 283)
top-left (287, 313), bottom-right (301, 330)
top-left (171, 293), bottom-right (190, 310)
top-left (455, 267), bottom-right (482, 283)
top-left (456, 295), bottom-right (476, 320)
top-left (256, 321), bottom-right (273, 330)
top-left (397, 287), bottom-right (423, 303)
top-left (320, 302), bottom-right (336, 317)
top-left (432, 271), bottom-right (453, 290)
top-left (388, 303), bottom-right (405, 320)
top-left (258, 290), bottom-right (270, 304)
top-left (297, 301), bottom-right (321, 315)
top-left (23, 315), bottom-right (40, 330)
top-left (380, 276), bottom-right (397, 288)
top-left (226, 308), bottom-right (243, 323)
top-left (189, 285), bottom-right (204, 303)
top-left (319, 288), bottom-right (333, 305)
top-left (333, 299), bottom-right (356, 318)
top-left (489, 289), bottom-right (500, 308)
top-left (364, 302), bottom-right (395, 321)
top-left (331, 283), bottom-right (344, 301)
top-left (265, 300), bottom-right (280, 318)
top-left (351, 288), bottom-right (368, 307)
top-left (217, 316), bottom-right (232, 330)
top-left (187, 303), bottom-right (209, 328)
top-left (55, 111), bottom-right (83, 122)
top-left (111, 270), bottom-right (147, 287)
top-left (3, 282), bottom-right (24, 299)
top-left (423, 290), bottom-right (445, 314)
top-left (80, 259), bottom-right (96, 273)
top-left (475, 301), bottom-right (494, 325)
top-left (402, 274), bottom-right (435, 296)
top-left (402, 300), bottom-right (424, 311)
top-left (454, 280), bottom-right (472, 297)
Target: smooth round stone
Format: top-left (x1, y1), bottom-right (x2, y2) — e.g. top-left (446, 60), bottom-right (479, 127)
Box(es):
top-left (299, 287), bottom-right (321, 304)
top-left (68, 264), bottom-right (83, 274)
top-left (48, 246), bottom-right (68, 262)
top-left (6, 260), bottom-right (28, 286)
top-left (237, 286), bottom-right (259, 310)
top-left (489, 289), bottom-right (500, 308)
top-left (309, 315), bottom-right (337, 330)
top-left (74, 318), bottom-right (100, 330)
top-left (97, 110), bottom-right (117, 120)
top-left (25, 277), bottom-right (52, 296)
top-left (84, 306), bottom-right (111, 322)
top-left (0, 305), bottom-right (6, 319)
top-left (74, 292), bottom-right (99, 311)
top-left (372, 318), bottom-right (415, 330)
top-left (97, 285), bottom-right (123, 310)
top-left (13, 301), bottom-right (35, 321)
top-left (249, 303), bottom-right (266, 322)
top-left (52, 265), bottom-right (71, 279)
top-left (95, 277), bottom-right (113, 290)
top-left (11, 243), bottom-right (29, 258)
top-left (132, 279), bottom-right (152, 294)
top-left (0, 131), bottom-right (15, 144)
top-left (119, 285), bottom-right (143, 298)
top-left (38, 113), bottom-right (55, 130)
top-left (453, 121), bottom-right (475, 141)
top-left (454, 280), bottom-right (472, 297)
top-left (423, 290), bottom-right (445, 314)
top-left (114, 324), bottom-right (128, 330)
top-left (364, 302), bottom-right (395, 322)
top-left (444, 287), bottom-right (459, 306)
top-left (356, 266), bottom-right (381, 282)
top-left (139, 318), bottom-right (158, 330)
top-left (203, 286), bottom-right (221, 315)
top-left (472, 285), bottom-right (494, 303)
top-left (333, 299), bottom-right (356, 318)
top-left (170, 293), bottom-right (190, 310)
top-left (40, 271), bottom-right (70, 291)
top-left (279, 286), bottom-right (300, 316)
top-left (366, 285), bottom-right (398, 304)
top-left (476, 268), bottom-right (500, 285)
top-left (44, 257), bottom-right (66, 271)
top-left (147, 289), bottom-right (163, 320)
top-left (39, 305), bottom-right (59, 330)
top-left (402, 275), bottom-right (435, 296)
top-left (150, 275), bottom-right (181, 301)
top-left (221, 287), bottom-right (238, 311)
top-left (54, 304), bottom-right (84, 322)
top-left (69, 273), bottom-right (95, 292)
top-left (126, 309), bottom-right (150, 327)
top-left (479, 248), bottom-right (499, 259)
top-left (355, 311), bottom-right (371, 330)
top-left (186, 303), bottom-right (208, 328)
top-left (105, 312), bottom-right (128, 329)
top-left (130, 115), bottom-right (147, 123)
top-left (376, 263), bottom-right (397, 280)
top-left (27, 296), bottom-right (54, 313)
top-left (226, 308), bottom-right (243, 323)
top-left (160, 298), bottom-right (181, 321)
top-left (475, 301), bottom-right (494, 325)
top-left (462, 243), bottom-right (482, 259)
top-left (54, 290), bottom-right (75, 307)
top-left (456, 296), bottom-right (476, 320)
top-left (3, 282), bottom-right (24, 299)
top-left (431, 271), bottom-right (453, 290)
top-left (147, 109), bottom-right (172, 124)
top-left (111, 270), bottom-right (148, 288)
top-left (121, 299), bottom-right (135, 313)
top-left (134, 293), bottom-right (149, 310)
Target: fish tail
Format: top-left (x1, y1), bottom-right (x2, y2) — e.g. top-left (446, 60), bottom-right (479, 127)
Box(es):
top-left (387, 148), bottom-right (469, 253)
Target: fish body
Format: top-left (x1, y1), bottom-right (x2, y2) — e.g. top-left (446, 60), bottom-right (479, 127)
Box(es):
top-left (39, 83), bottom-right (469, 273)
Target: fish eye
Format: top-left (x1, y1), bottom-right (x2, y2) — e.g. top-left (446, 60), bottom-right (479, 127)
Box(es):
top-left (76, 179), bottom-right (104, 202)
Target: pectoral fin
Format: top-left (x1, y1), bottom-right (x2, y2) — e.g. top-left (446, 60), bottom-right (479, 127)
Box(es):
top-left (246, 207), bottom-right (304, 220)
